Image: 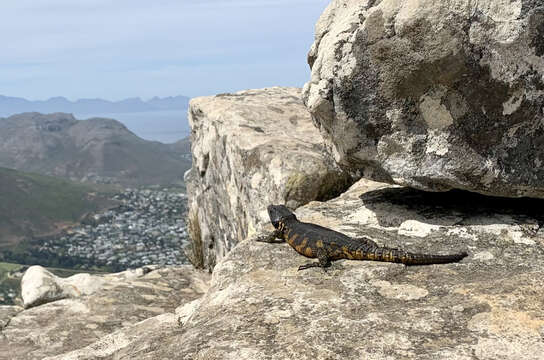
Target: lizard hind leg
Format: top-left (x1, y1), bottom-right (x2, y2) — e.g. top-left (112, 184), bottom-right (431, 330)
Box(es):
top-left (298, 250), bottom-right (331, 271)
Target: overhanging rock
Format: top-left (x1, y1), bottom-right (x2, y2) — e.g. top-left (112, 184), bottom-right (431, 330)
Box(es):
top-left (185, 87), bottom-right (353, 270)
top-left (303, 0), bottom-right (544, 198)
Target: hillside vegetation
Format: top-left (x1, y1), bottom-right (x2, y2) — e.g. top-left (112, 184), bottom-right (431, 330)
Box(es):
top-left (0, 167), bottom-right (117, 249)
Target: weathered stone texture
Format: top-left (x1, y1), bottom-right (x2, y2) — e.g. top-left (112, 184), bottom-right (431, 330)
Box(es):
top-left (21, 265), bottom-right (106, 308)
top-left (0, 305), bottom-right (22, 330)
top-left (303, 0), bottom-right (544, 198)
top-left (185, 87), bottom-right (352, 270)
top-left (43, 313), bottom-right (180, 360)
top-left (52, 179), bottom-right (544, 359)
top-left (0, 266), bottom-right (210, 360)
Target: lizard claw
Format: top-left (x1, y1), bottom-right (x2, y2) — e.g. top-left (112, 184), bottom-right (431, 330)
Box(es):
top-left (254, 236), bottom-right (268, 242)
top-left (298, 262), bottom-right (321, 271)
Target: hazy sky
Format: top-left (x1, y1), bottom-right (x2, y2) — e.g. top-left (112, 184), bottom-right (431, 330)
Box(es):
top-left (0, 0), bottom-right (330, 100)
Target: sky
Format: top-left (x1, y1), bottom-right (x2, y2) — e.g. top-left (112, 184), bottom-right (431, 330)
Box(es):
top-left (0, 0), bottom-right (330, 101)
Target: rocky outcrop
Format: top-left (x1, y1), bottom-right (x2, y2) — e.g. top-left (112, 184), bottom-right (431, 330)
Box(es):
top-left (0, 266), bottom-right (210, 360)
top-left (303, 0), bottom-right (544, 198)
top-left (21, 266), bottom-right (106, 308)
top-left (20, 266), bottom-right (191, 309)
top-left (49, 179), bottom-right (544, 359)
top-left (185, 87), bottom-right (353, 270)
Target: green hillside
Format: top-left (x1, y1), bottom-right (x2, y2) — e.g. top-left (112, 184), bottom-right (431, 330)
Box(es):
top-left (0, 167), bottom-right (118, 249)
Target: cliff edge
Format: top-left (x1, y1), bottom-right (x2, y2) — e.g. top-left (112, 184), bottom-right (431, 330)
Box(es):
top-left (28, 87), bottom-right (544, 360)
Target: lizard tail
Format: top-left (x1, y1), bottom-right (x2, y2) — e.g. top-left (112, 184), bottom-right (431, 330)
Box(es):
top-left (356, 247), bottom-right (468, 265)
top-left (401, 251), bottom-right (468, 266)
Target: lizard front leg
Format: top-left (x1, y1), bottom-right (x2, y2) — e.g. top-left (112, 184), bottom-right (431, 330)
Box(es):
top-left (298, 249), bottom-right (331, 271)
top-left (255, 229), bottom-right (285, 243)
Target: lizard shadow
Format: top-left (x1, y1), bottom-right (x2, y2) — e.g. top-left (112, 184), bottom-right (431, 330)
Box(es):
top-left (358, 187), bottom-right (544, 228)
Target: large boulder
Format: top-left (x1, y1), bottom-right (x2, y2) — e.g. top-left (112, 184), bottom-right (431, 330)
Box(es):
top-left (303, 0), bottom-right (544, 198)
top-left (0, 266), bottom-right (210, 360)
top-left (185, 87), bottom-right (353, 270)
top-left (50, 179), bottom-right (544, 359)
top-left (21, 265), bottom-right (106, 308)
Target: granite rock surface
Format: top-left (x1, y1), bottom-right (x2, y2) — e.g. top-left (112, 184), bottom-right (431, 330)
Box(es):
top-left (0, 266), bottom-right (210, 360)
top-left (21, 265), bottom-right (107, 308)
top-left (0, 305), bottom-right (22, 330)
top-left (185, 87), bottom-right (352, 270)
top-left (50, 179), bottom-right (544, 359)
top-left (303, 0), bottom-right (544, 198)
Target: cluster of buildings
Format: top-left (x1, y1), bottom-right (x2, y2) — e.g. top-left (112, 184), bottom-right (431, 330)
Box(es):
top-left (38, 188), bottom-right (189, 271)
top-left (0, 285), bottom-right (18, 304)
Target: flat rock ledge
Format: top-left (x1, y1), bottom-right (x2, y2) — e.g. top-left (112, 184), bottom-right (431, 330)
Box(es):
top-left (303, 0), bottom-right (544, 198)
top-left (185, 87), bottom-right (352, 270)
top-left (0, 265), bottom-right (210, 360)
top-left (52, 179), bottom-right (544, 359)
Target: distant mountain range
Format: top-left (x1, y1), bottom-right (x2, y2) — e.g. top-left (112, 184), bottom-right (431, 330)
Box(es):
top-left (0, 112), bottom-right (192, 187)
top-left (0, 95), bottom-right (190, 117)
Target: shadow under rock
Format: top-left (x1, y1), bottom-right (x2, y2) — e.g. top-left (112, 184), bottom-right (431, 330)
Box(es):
top-left (359, 187), bottom-right (544, 228)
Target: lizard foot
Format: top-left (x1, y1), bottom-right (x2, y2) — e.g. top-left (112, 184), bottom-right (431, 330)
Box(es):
top-left (298, 262), bottom-right (327, 271)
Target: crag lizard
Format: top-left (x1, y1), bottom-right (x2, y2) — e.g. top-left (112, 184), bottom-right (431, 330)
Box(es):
top-left (256, 204), bottom-right (468, 270)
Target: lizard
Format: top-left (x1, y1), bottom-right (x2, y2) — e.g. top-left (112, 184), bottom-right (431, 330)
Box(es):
top-left (256, 204), bottom-right (468, 270)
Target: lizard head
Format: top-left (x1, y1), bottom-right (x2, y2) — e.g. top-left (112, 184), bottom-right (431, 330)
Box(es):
top-left (267, 204), bottom-right (296, 228)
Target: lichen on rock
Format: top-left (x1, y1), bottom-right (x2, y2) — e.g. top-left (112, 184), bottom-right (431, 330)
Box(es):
top-left (185, 87), bottom-right (353, 271)
top-left (303, 0), bottom-right (544, 198)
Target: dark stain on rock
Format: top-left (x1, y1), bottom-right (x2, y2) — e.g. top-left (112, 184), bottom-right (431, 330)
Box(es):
top-left (267, 106), bottom-right (285, 114)
top-left (239, 124), bottom-right (265, 133)
top-left (462, 303), bottom-right (493, 319)
top-left (502, 124), bottom-right (544, 184)
top-left (199, 154), bottom-right (209, 177)
top-left (289, 115), bottom-right (299, 125)
top-left (241, 149), bottom-right (263, 170)
top-left (448, 50), bottom-right (511, 154)
top-left (529, 69), bottom-right (544, 91)
top-left (335, 30), bottom-right (391, 149)
top-left (522, 0), bottom-right (544, 17)
top-left (281, 95), bottom-right (301, 103)
top-left (529, 9), bottom-right (544, 56)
